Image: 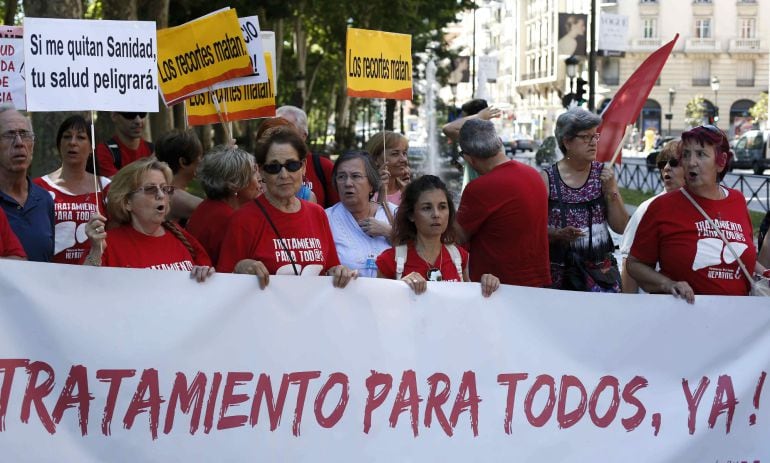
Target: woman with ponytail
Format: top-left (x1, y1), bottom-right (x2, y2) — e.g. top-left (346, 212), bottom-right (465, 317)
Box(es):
top-left (82, 158), bottom-right (214, 282)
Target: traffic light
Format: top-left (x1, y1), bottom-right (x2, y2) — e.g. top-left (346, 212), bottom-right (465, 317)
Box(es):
top-left (575, 78), bottom-right (588, 105)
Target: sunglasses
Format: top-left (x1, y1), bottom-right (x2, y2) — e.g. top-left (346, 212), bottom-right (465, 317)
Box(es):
top-left (261, 160), bottom-right (303, 175)
top-left (132, 184), bottom-right (175, 198)
top-left (119, 112), bottom-right (147, 119)
top-left (656, 158), bottom-right (680, 170)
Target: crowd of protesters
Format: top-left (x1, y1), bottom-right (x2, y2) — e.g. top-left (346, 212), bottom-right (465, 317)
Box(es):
top-left (1, 103), bottom-right (768, 302)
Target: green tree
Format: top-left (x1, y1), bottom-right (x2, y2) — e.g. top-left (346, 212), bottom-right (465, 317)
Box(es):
top-left (749, 92), bottom-right (768, 125)
top-left (684, 95), bottom-right (707, 128)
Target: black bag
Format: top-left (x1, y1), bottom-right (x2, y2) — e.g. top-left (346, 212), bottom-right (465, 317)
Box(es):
top-left (563, 251), bottom-right (621, 291)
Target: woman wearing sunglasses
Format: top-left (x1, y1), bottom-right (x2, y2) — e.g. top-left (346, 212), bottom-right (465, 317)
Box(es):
top-left (217, 126), bottom-right (356, 289)
top-left (376, 175), bottom-right (499, 297)
top-left (541, 107), bottom-right (628, 292)
top-left (33, 116), bottom-right (110, 265)
top-left (82, 158), bottom-right (214, 282)
top-left (628, 125), bottom-right (766, 302)
top-left (619, 140), bottom-right (685, 293)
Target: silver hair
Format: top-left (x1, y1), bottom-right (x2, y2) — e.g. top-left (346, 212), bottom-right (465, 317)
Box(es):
top-left (197, 145), bottom-right (256, 200)
top-left (0, 105), bottom-right (33, 132)
top-left (458, 119), bottom-right (503, 159)
top-left (554, 107), bottom-right (601, 154)
top-left (331, 151), bottom-right (381, 197)
top-left (276, 105), bottom-right (308, 135)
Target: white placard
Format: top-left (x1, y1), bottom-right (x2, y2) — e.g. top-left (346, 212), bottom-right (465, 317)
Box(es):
top-left (0, 38), bottom-right (25, 109)
top-left (598, 12), bottom-right (629, 54)
top-left (0, 260), bottom-right (768, 462)
top-left (23, 17), bottom-right (158, 112)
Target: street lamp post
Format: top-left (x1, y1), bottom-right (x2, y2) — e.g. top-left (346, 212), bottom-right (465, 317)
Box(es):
top-left (563, 56), bottom-right (579, 108)
top-left (710, 76), bottom-right (720, 125)
top-left (666, 87), bottom-right (676, 136)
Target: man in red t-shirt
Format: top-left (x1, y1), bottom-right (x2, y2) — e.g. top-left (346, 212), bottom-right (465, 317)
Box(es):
top-left (91, 112), bottom-right (154, 177)
top-left (276, 105), bottom-right (339, 207)
top-left (454, 119), bottom-right (551, 287)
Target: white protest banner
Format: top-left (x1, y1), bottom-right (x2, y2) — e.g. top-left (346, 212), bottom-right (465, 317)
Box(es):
top-left (0, 260), bottom-right (768, 461)
top-left (0, 38), bottom-right (25, 109)
top-left (23, 18), bottom-right (158, 112)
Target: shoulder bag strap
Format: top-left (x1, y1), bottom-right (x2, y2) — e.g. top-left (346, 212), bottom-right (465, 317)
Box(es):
top-left (253, 199), bottom-right (299, 276)
top-left (680, 188), bottom-right (754, 284)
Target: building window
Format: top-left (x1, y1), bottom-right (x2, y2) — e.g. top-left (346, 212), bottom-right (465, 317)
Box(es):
top-left (640, 0), bottom-right (658, 3)
top-left (739, 18), bottom-right (756, 39)
top-left (692, 60), bottom-right (710, 86)
top-left (600, 59), bottom-right (619, 86)
top-left (695, 18), bottom-right (712, 38)
top-left (736, 60), bottom-right (755, 87)
top-left (693, 0), bottom-right (712, 3)
top-left (642, 18), bottom-right (657, 39)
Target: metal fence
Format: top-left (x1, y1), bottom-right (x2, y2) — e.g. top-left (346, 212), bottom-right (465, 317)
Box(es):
top-left (614, 162), bottom-right (770, 214)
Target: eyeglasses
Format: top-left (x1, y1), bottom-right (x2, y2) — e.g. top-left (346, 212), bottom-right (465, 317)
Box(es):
top-left (573, 133), bottom-right (601, 144)
top-left (119, 112), bottom-right (147, 120)
top-left (262, 160), bottom-right (303, 175)
top-left (335, 172), bottom-right (367, 183)
top-left (1, 130), bottom-right (35, 142)
top-left (132, 184), bottom-right (175, 198)
top-left (656, 158), bottom-right (680, 170)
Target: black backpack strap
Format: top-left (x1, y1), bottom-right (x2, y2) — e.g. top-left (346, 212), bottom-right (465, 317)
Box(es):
top-left (107, 137), bottom-right (122, 169)
top-left (312, 154), bottom-right (330, 207)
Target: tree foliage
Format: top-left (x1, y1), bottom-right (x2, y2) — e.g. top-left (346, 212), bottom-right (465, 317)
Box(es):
top-left (10, 0), bottom-right (473, 166)
top-left (749, 92), bottom-right (768, 124)
top-left (684, 95), bottom-right (707, 128)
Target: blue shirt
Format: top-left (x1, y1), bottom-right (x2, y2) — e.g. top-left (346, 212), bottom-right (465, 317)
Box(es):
top-left (0, 178), bottom-right (54, 262)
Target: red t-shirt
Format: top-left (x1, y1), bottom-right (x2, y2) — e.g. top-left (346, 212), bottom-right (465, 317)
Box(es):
top-left (33, 175), bottom-right (109, 265)
top-left (95, 137), bottom-right (154, 177)
top-left (305, 153), bottom-right (339, 208)
top-left (217, 195), bottom-right (341, 275)
top-left (376, 243), bottom-right (469, 282)
top-left (456, 160), bottom-right (551, 287)
top-left (98, 224), bottom-right (211, 270)
top-left (631, 188), bottom-right (756, 296)
top-left (186, 199), bottom-right (234, 267)
top-left (0, 207), bottom-right (25, 258)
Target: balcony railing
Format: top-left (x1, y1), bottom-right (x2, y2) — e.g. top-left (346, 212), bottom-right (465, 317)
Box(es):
top-left (737, 78), bottom-right (755, 87)
top-left (728, 38), bottom-right (762, 52)
top-left (692, 78), bottom-right (710, 86)
top-left (630, 38), bottom-right (662, 50)
top-left (685, 37), bottom-right (721, 52)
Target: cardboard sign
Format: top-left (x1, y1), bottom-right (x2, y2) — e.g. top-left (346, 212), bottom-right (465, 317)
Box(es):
top-left (0, 260), bottom-right (769, 461)
top-left (184, 31), bottom-right (276, 126)
top-left (156, 9), bottom-right (252, 105)
top-left (185, 52), bottom-right (275, 125)
top-left (23, 18), bottom-right (158, 112)
top-left (346, 27), bottom-right (412, 100)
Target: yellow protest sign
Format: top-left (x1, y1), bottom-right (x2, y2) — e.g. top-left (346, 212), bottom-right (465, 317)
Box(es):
top-left (157, 9), bottom-right (252, 105)
top-left (185, 53), bottom-right (275, 126)
top-left (346, 28), bottom-right (412, 100)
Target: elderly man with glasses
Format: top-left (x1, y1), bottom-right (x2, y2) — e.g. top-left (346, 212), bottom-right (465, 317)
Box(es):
top-left (90, 111), bottom-right (154, 177)
top-left (0, 107), bottom-right (54, 262)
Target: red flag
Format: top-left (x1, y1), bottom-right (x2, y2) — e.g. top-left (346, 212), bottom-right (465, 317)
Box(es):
top-left (596, 34), bottom-right (679, 163)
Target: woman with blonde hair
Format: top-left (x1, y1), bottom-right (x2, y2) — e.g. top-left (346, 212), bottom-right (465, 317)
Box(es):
top-left (83, 158), bottom-right (214, 282)
top-left (366, 131), bottom-right (410, 206)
